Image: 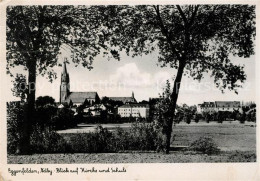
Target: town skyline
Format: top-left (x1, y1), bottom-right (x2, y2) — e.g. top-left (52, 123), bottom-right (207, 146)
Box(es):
top-left (5, 48), bottom-right (256, 105)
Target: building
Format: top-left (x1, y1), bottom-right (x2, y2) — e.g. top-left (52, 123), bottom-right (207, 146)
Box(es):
top-left (108, 92), bottom-right (137, 104)
top-left (197, 101), bottom-right (242, 113)
top-left (83, 104), bottom-right (107, 112)
top-left (215, 101), bottom-right (241, 112)
top-left (60, 59), bottom-right (100, 106)
top-left (197, 102), bottom-right (215, 113)
top-left (83, 104), bottom-right (108, 117)
top-left (118, 103), bottom-right (150, 118)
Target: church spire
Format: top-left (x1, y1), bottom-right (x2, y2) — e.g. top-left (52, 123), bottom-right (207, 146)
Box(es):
top-left (61, 57), bottom-right (70, 84)
top-left (62, 57), bottom-right (68, 75)
top-left (132, 91), bottom-right (134, 98)
top-left (60, 57), bottom-right (70, 103)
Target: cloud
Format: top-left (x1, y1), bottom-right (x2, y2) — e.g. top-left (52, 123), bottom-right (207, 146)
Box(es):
top-left (109, 63), bottom-right (152, 88)
top-left (109, 63), bottom-right (173, 90)
top-left (154, 71), bottom-right (171, 84)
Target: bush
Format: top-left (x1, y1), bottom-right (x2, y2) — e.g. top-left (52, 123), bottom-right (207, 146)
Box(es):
top-left (30, 125), bottom-right (70, 153)
top-left (67, 122), bottom-right (164, 153)
top-left (7, 102), bottom-right (26, 154)
top-left (7, 101), bottom-right (72, 154)
top-left (68, 125), bottom-right (115, 153)
top-left (51, 107), bottom-right (76, 130)
top-left (117, 121), bottom-right (163, 151)
top-left (228, 151), bottom-right (256, 162)
top-left (189, 136), bottom-right (220, 155)
top-left (35, 104), bottom-right (58, 128)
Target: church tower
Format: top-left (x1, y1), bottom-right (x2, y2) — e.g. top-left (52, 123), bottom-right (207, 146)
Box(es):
top-left (132, 91), bottom-right (134, 98)
top-left (60, 58), bottom-right (70, 103)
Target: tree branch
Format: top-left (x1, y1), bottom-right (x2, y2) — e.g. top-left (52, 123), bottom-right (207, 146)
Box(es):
top-left (176, 5), bottom-right (188, 25)
top-left (153, 5), bottom-right (180, 59)
top-left (189, 5), bottom-right (199, 27)
top-left (201, 60), bottom-right (229, 75)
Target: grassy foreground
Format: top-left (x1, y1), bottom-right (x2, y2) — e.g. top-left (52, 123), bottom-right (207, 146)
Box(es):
top-left (8, 150), bottom-right (256, 164)
top-left (8, 122), bottom-right (257, 164)
top-left (60, 122), bottom-right (256, 152)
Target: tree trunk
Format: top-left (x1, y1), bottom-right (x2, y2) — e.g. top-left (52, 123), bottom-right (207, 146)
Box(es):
top-left (164, 61), bottom-right (186, 154)
top-left (16, 61), bottom-right (36, 154)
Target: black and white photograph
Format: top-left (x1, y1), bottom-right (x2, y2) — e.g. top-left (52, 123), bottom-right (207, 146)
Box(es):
top-left (0, 0), bottom-right (259, 180)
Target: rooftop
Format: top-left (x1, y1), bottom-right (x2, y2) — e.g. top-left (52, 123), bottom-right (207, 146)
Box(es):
top-left (215, 101), bottom-right (240, 108)
top-left (108, 97), bottom-right (136, 103)
top-left (65, 92), bottom-right (98, 103)
top-left (119, 104), bottom-right (149, 108)
top-left (199, 101), bottom-right (241, 108)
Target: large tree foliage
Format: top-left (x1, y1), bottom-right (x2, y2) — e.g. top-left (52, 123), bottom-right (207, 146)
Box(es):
top-left (7, 6), bottom-right (120, 79)
top-left (98, 5), bottom-right (256, 153)
top-left (6, 5), bottom-right (119, 154)
top-left (100, 5), bottom-right (255, 91)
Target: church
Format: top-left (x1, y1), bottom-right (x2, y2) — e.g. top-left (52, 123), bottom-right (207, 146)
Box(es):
top-left (59, 59), bottom-right (136, 106)
top-left (60, 60), bottom-right (100, 106)
top-left (108, 91), bottom-right (137, 104)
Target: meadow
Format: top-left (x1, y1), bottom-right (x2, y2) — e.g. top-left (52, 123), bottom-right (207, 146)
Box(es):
top-left (58, 121), bottom-right (256, 152)
top-left (8, 121), bottom-right (256, 163)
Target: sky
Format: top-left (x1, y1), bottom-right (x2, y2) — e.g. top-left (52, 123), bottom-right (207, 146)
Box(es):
top-left (4, 45), bottom-right (256, 106)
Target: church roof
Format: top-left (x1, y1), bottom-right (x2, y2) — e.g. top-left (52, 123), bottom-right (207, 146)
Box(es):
top-left (119, 103), bottom-right (149, 108)
top-left (65, 92), bottom-right (98, 103)
top-left (199, 101), bottom-right (241, 108)
top-left (215, 101), bottom-right (240, 108)
top-left (108, 97), bottom-right (136, 103)
top-left (200, 102), bottom-right (215, 108)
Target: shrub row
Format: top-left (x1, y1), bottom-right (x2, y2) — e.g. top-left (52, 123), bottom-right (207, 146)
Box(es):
top-left (8, 120), bottom-right (164, 154)
top-left (66, 122), bottom-right (164, 153)
top-left (7, 102), bottom-right (77, 154)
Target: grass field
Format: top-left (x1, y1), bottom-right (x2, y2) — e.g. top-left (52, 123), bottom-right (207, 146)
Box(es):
top-left (59, 121), bottom-right (256, 152)
top-left (8, 121), bottom-right (256, 164)
top-left (171, 122), bottom-right (256, 152)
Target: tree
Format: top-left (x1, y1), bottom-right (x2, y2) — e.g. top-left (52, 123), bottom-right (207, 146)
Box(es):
top-left (7, 6), bottom-right (120, 154)
top-left (154, 80), bottom-right (174, 152)
top-left (35, 104), bottom-right (58, 129)
top-left (202, 111), bottom-right (212, 123)
top-left (51, 107), bottom-right (75, 130)
top-left (69, 100), bottom-right (74, 108)
top-left (101, 96), bottom-right (110, 104)
top-left (35, 96), bottom-right (55, 107)
top-left (99, 5), bottom-right (255, 153)
top-left (240, 111), bottom-right (246, 124)
top-left (194, 113), bottom-right (200, 123)
top-left (83, 99), bottom-right (90, 107)
top-left (139, 100), bottom-right (149, 104)
top-left (35, 96), bottom-right (57, 129)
